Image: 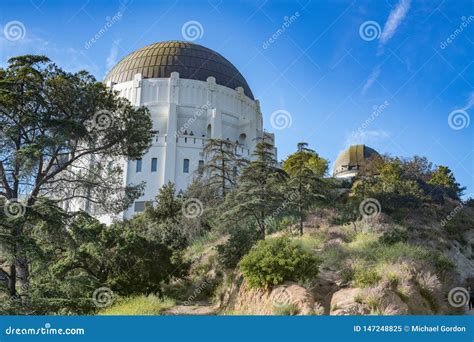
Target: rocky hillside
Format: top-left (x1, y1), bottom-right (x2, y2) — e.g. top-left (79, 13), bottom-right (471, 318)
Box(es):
top-left (171, 201), bottom-right (473, 316)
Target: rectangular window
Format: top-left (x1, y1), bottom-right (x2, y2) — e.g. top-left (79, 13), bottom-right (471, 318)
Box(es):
top-left (136, 159), bottom-right (142, 172)
top-left (183, 159), bottom-right (190, 173)
top-left (198, 160), bottom-right (204, 174)
top-left (151, 158), bottom-right (158, 172)
top-left (134, 201), bottom-right (145, 212)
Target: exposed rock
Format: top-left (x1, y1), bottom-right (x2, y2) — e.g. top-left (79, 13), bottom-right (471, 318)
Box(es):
top-left (222, 279), bottom-right (321, 315)
top-left (330, 287), bottom-right (409, 315)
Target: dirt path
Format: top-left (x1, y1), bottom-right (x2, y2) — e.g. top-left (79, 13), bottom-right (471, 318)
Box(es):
top-left (163, 301), bottom-right (219, 315)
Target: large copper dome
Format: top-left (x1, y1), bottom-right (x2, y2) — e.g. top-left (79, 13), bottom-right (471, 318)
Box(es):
top-left (105, 41), bottom-right (254, 99)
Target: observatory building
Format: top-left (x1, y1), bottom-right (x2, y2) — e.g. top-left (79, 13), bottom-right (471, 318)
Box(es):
top-left (101, 41), bottom-right (276, 219)
top-left (333, 144), bottom-right (380, 179)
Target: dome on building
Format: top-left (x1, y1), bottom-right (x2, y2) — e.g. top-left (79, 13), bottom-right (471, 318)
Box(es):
top-left (105, 40), bottom-right (254, 99)
top-left (333, 144), bottom-right (380, 178)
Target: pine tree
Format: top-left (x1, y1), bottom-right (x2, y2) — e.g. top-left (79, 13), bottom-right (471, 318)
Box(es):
top-left (201, 139), bottom-right (247, 197)
top-left (0, 55), bottom-right (152, 296)
top-left (220, 137), bottom-right (287, 239)
top-left (283, 142), bottom-right (327, 235)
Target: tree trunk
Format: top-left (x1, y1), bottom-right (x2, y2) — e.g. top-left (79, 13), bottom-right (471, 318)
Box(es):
top-left (16, 257), bottom-right (29, 291)
top-left (299, 208), bottom-right (303, 236)
top-left (8, 264), bottom-right (16, 297)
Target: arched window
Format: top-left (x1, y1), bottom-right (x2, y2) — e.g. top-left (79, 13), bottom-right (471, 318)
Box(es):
top-left (183, 159), bottom-right (190, 173)
top-left (238, 133), bottom-right (247, 145)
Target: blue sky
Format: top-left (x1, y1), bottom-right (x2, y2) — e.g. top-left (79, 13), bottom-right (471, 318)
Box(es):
top-left (1, 0), bottom-right (473, 196)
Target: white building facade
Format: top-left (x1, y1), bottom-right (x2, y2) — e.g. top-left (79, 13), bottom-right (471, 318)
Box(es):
top-left (100, 41), bottom-right (276, 220)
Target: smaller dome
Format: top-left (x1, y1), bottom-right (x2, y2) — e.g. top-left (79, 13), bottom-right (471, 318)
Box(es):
top-left (333, 144), bottom-right (380, 178)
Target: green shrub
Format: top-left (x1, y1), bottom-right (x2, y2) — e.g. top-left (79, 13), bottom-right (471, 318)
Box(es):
top-left (270, 215), bottom-right (298, 233)
top-left (216, 225), bottom-right (258, 269)
top-left (380, 228), bottom-right (408, 245)
top-left (97, 295), bottom-right (175, 315)
top-left (239, 237), bottom-right (320, 288)
top-left (353, 267), bottom-right (381, 287)
top-left (273, 303), bottom-right (300, 315)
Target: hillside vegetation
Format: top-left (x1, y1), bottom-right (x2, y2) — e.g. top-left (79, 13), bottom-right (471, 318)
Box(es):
top-left (1, 139), bottom-right (472, 316)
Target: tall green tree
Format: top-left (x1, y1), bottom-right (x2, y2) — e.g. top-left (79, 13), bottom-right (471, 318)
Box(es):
top-left (353, 158), bottom-right (425, 210)
top-left (201, 139), bottom-right (247, 197)
top-left (283, 142), bottom-right (326, 235)
top-left (0, 55), bottom-right (153, 296)
top-left (428, 165), bottom-right (464, 199)
top-left (220, 137), bottom-right (287, 239)
top-left (283, 142), bottom-right (328, 177)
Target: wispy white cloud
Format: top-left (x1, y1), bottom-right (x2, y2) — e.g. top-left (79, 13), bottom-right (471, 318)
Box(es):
top-left (106, 39), bottom-right (121, 70)
top-left (462, 91), bottom-right (474, 110)
top-left (345, 129), bottom-right (390, 146)
top-left (361, 0), bottom-right (411, 95)
top-left (361, 65), bottom-right (381, 95)
top-left (379, 0), bottom-right (411, 47)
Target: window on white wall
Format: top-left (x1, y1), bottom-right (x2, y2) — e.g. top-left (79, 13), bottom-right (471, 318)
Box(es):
top-left (198, 160), bottom-right (204, 174)
top-left (183, 159), bottom-right (190, 173)
top-left (151, 158), bottom-right (157, 172)
top-left (134, 201), bottom-right (145, 212)
top-left (136, 159), bottom-right (142, 172)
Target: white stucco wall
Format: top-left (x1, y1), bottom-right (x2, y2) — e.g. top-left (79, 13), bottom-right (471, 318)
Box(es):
top-left (99, 72), bottom-right (274, 221)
